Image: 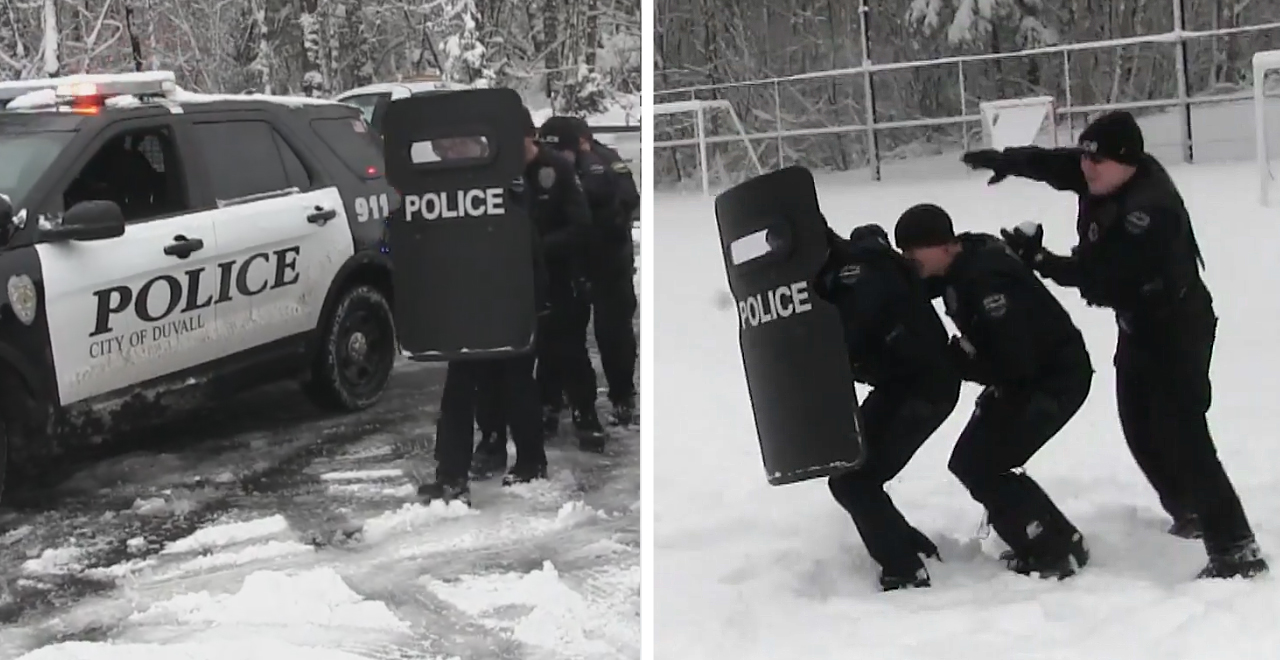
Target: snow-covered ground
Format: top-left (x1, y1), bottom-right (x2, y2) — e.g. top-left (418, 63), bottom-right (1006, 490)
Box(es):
top-left (2, 358), bottom-right (639, 657)
top-left (654, 100), bottom-right (1280, 658)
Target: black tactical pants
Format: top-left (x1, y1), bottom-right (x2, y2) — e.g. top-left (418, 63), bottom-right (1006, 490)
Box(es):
top-left (948, 365), bottom-right (1091, 564)
top-left (1116, 315), bottom-right (1255, 555)
top-left (536, 286), bottom-right (598, 413)
top-left (435, 355), bottom-right (544, 483)
top-left (474, 369), bottom-right (509, 458)
top-left (589, 271), bottom-right (637, 404)
top-left (829, 380), bottom-right (960, 579)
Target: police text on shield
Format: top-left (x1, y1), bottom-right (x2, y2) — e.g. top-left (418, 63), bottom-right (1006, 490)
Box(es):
top-left (86, 246), bottom-right (302, 359)
top-left (403, 188), bottom-right (505, 221)
top-left (738, 281), bottom-right (812, 329)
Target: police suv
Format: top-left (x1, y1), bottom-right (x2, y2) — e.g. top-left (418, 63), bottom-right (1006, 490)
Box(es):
top-left (0, 71), bottom-right (401, 500)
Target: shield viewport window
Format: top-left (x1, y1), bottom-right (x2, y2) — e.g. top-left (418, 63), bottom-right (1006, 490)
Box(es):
top-left (729, 225), bottom-right (791, 266)
top-left (411, 136), bottom-right (491, 165)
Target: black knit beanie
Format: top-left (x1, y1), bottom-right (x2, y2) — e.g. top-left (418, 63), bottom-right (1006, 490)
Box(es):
top-left (894, 204), bottom-right (956, 251)
top-left (1078, 110), bottom-right (1144, 165)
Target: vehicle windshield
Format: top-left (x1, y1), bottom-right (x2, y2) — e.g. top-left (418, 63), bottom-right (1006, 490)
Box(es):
top-left (338, 94), bottom-right (388, 125)
top-left (0, 131), bottom-right (73, 209)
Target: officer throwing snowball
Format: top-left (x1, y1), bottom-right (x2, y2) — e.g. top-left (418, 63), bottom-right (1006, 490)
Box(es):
top-left (962, 110), bottom-right (1267, 580)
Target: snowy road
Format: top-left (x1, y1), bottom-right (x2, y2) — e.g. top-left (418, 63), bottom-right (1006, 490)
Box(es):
top-left (0, 359), bottom-right (640, 660)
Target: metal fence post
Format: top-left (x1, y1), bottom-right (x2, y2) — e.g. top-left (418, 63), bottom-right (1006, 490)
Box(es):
top-left (1061, 51), bottom-right (1073, 142)
top-left (858, 0), bottom-right (880, 181)
top-left (774, 81), bottom-right (784, 167)
top-left (1173, 0), bottom-right (1194, 163)
top-left (957, 61), bottom-right (968, 152)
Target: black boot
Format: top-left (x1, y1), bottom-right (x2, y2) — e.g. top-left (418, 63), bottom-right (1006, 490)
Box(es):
top-left (417, 478), bottom-right (471, 507)
top-left (609, 397), bottom-right (636, 427)
top-left (1168, 513), bottom-right (1204, 540)
top-left (1003, 532), bottom-right (1089, 580)
top-left (470, 432), bottom-right (508, 479)
top-left (1197, 539), bottom-right (1269, 579)
top-left (573, 407), bottom-right (607, 453)
top-left (502, 462), bottom-right (549, 486)
top-left (879, 566), bottom-right (931, 592)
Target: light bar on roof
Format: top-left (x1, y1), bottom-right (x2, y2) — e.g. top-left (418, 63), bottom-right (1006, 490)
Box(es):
top-left (0, 70), bottom-right (176, 103)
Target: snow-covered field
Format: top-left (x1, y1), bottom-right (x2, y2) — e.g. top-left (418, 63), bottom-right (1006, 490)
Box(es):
top-left (654, 100), bottom-right (1280, 658)
top-left (1, 364), bottom-right (640, 658)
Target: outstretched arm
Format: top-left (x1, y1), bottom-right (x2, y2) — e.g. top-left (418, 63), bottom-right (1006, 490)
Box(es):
top-left (963, 146), bottom-right (1089, 195)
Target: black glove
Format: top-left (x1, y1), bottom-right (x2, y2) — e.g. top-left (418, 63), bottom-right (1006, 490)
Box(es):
top-left (961, 149), bottom-right (1012, 185)
top-left (999, 221), bottom-right (1045, 265)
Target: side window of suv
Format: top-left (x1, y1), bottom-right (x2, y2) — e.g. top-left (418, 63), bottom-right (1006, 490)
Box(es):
top-left (63, 124), bottom-right (190, 223)
top-left (190, 120), bottom-right (304, 202)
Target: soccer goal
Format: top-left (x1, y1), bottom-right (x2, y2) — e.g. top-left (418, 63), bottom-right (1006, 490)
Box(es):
top-left (653, 99), bottom-right (763, 196)
top-left (979, 96), bottom-right (1059, 151)
top-left (1254, 49), bottom-right (1280, 205)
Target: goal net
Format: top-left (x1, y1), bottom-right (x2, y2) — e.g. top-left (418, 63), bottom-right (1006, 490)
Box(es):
top-left (1253, 49), bottom-right (1280, 205)
top-left (653, 99), bottom-right (763, 195)
top-left (979, 96), bottom-right (1059, 151)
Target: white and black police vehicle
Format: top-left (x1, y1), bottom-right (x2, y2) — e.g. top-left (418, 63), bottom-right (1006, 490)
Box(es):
top-left (0, 71), bottom-right (403, 501)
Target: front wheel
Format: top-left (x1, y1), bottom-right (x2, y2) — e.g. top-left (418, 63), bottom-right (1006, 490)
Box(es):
top-left (304, 285), bottom-right (397, 412)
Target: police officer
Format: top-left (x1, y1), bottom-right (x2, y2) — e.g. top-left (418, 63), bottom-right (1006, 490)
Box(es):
top-left (539, 117), bottom-right (639, 427)
top-left (572, 117), bottom-right (640, 222)
top-left (532, 117), bottom-right (620, 450)
top-left (895, 204), bottom-right (1092, 580)
top-left (417, 110), bottom-right (566, 503)
top-left (962, 111), bottom-right (1268, 580)
top-left (816, 223), bottom-right (960, 592)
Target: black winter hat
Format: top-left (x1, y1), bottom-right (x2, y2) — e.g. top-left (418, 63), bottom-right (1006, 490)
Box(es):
top-left (538, 115), bottom-right (583, 151)
top-left (1077, 110), bottom-right (1144, 164)
top-left (894, 204), bottom-right (956, 251)
top-left (849, 223), bottom-right (890, 246)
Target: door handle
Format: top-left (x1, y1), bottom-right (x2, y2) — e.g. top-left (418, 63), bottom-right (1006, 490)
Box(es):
top-left (308, 206), bottom-right (337, 225)
top-left (163, 235), bottom-right (204, 259)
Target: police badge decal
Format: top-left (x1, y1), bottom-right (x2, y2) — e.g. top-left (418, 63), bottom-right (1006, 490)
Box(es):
top-left (538, 166), bottom-right (556, 189)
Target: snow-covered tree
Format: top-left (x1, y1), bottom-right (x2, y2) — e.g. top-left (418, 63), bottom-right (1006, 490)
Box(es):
top-left (440, 0), bottom-right (496, 87)
top-left (906, 0), bottom-right (1058, 49)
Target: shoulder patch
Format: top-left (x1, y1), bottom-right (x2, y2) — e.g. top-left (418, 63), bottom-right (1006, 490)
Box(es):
top-left (611, 161), bottom-right (631, 173)
top-left (589, 163), bottom-right (606, 174)
top-left (981, 293), bottom-right (1009, 318)
top-left (837, 264), bottom-right (862, 284)
top-left (538, 166), bottom-right (556, 189)
top-left (1124, 210), bottom-right (1151, 234)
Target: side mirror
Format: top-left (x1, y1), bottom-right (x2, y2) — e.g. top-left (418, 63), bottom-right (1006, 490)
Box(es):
top-left (43, 200), bottom-right (126, 242)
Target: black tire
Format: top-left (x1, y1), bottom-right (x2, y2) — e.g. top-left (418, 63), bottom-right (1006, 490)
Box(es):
top-left (304, 284), bottom-right (397, 412)
top-left (0, 370), bottom-right (21, 505)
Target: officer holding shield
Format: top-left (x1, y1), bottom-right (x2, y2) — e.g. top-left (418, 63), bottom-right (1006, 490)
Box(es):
top-left (895, 204), bottom-right (1093, 580)
top-left (816, 222), bottom-right (960, 592)
top-left (417, 109), bottom-right (554, 504)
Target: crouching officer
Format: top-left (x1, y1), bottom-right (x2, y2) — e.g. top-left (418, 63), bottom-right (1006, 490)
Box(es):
top-left (817, 223), bottom-right (960, 591)
top-left (535, 117), bottom-right (619, 449)
top-left (962, 111), bottom-right (1268, 580)
top-left (381, 93), bottom-right (554, 505)
top-left (895, 204), bottom-right (1093, 580)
